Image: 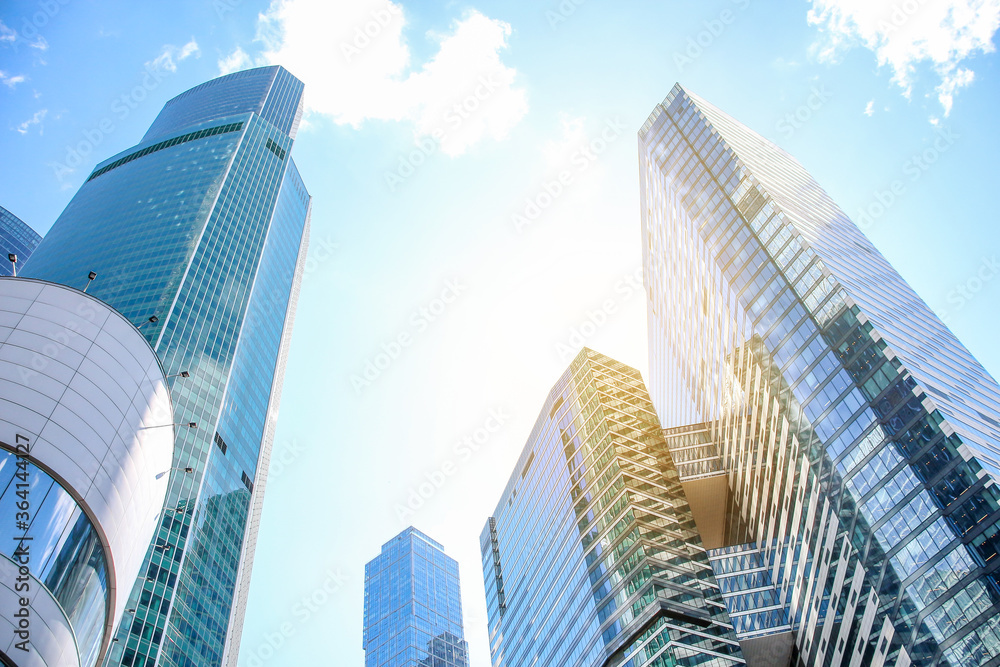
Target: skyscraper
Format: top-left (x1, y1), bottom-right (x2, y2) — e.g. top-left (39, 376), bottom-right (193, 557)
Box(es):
top-left (640, 84), bottom-right (1000, 665)
top-left (481, 348), bottom-right (746, 667)
top-left (22, 66), bottom-right (311, 667)
top-left (363, 527), bottom-right (469, 667)
top-left (0, 205), bottom-right (41, 276)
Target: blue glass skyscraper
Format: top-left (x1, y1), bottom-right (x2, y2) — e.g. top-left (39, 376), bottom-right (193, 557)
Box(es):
top-left (0, 205), bottom-right (41, 276)
top-left (22, 65), bottom-right (311, 667)
top-left (641, 84), bottom-right (1000, 666)
top-left (364, 527), bottom-right (470, 667)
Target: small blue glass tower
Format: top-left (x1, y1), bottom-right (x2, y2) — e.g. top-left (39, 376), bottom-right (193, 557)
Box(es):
top-left (364, 527), bottom-right (470, 667)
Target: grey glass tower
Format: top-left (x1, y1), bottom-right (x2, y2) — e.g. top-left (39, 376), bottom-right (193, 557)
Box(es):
top-left (22, 66), bottom-right (311, 667)
top-left (481, 348), bottom-right (745, 667)
top-left (641, 84), bottom-right (1000, 666)
top-left (363, 527), bottom-right (469, 667)
top-left (0, 205), bottom-right (41, 276)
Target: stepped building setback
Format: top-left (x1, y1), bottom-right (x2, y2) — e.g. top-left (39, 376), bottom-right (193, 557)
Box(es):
top-left (481, 348), bottom-right (746, 667)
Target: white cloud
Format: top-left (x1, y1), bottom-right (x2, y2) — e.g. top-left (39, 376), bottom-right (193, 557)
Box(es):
top-left (16, 109), bottom-right (46, 134)
top-left (0, 70), bottom-right (25, 88)
top-left (864, 99), bottom-right (874, 115)
top-left (219, 46), bottom-right (253, 75)
top-left (147, 39), bottom-right (200, 73)
top-left (252, 0), bottom-right (528, 155)
top-left (0, 20), bottom-right (15, 43)
top-left (807, 0), bottom-right (1000, 115)
top-left (0, 18), bottom-right (46, 50)
top-left (936, 66), bottom-right (975, 115)
top-left (178, 40), bottom-right (199, 60)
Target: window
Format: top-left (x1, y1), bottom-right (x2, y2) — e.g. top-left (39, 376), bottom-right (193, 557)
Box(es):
top-left (214, 431), bottom-right (228, 455)
top-left (265, 137), bottom-right (287, 160)
top-left (241, 471), bottom-right (254, 493)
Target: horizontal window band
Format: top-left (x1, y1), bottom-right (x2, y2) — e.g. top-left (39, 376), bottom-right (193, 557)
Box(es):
top-left (86, 121), bottom-right (245, 182)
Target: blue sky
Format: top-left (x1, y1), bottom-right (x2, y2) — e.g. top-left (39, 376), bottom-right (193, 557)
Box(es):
top-left (2, 0), bottom-right (999, 664)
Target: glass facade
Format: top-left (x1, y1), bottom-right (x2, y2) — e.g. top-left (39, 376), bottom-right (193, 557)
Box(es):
top-left (0, 449), bottom-right (108, 667)
top-left (142, 66), bottom-right (304, 144)
top-left (707, 544), bottom-right (791, 640)
top-left (21, 66), bottom-right (311, 667)
top-left (640, 84), bottom-right (1000, 666)
top-left (0, 205), bottom-right (41, 276)
top-left (481, 348), bottom-right (745, 667)
top-left (363, 527), bottom-right (469, 667)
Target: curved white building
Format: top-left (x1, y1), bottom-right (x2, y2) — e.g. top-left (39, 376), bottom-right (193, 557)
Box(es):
top-left (0, 278), bottom-right (175, 667)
